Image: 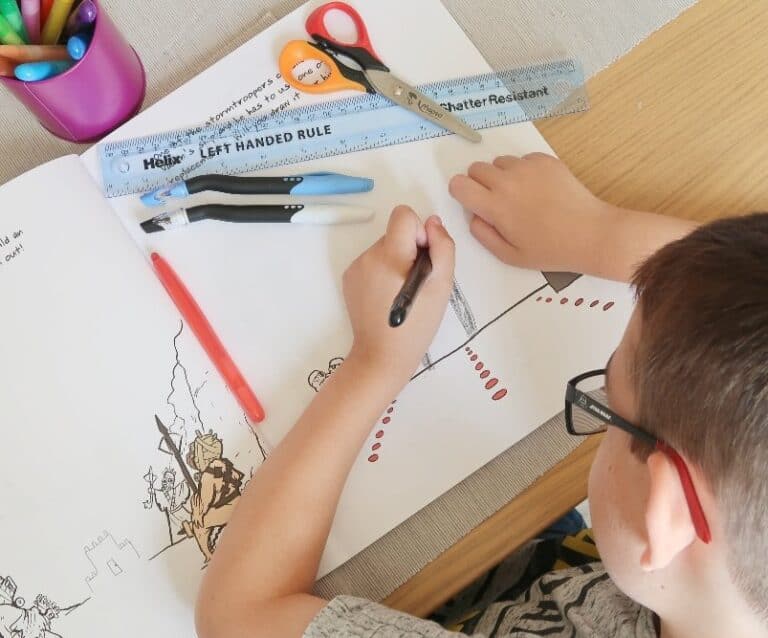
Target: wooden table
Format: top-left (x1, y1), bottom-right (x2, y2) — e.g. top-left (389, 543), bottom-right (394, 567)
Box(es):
top-left (385, 0), bottom-right (768, 617)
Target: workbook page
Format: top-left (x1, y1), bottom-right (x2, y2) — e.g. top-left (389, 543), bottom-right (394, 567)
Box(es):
top-left (0, 156), bottom-right (270, 636)
top-left (81, 0), bottom-right (634, 576)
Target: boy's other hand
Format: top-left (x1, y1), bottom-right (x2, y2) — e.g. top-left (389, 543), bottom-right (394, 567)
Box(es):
top-left (449, 153), bottom-right (609, 274)
top-left (344, 206), bottom-right (455, 384)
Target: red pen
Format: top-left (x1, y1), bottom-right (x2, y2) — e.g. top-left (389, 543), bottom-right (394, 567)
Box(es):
top-left (40, 0), bottom-right (53, 25)
top-left (150, 252), bottom-right (266, 423)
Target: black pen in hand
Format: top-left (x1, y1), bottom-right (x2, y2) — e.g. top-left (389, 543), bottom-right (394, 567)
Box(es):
top-left (388, 246), bottom-right (433, 328)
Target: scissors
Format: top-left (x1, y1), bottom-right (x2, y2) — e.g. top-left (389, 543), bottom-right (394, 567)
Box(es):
top-left (278, 2), bottom-right (482, 143)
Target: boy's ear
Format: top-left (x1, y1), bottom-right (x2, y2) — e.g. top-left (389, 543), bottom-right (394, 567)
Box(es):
top-left (641, 450), bottom-right (697, 571)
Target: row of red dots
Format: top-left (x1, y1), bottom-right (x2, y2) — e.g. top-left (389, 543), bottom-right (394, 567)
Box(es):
top-left (368, 400), bottom-right (396, 463)
top-left (368, 345), bottom-right (510, 464)
top-left (536, 296), bottom-right (615, 311)
top-left (465, 347), bottom-right (508, 401)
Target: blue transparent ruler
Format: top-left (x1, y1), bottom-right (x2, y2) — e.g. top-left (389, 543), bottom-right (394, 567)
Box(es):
top-left (99, 59), bottom-right (586, 198)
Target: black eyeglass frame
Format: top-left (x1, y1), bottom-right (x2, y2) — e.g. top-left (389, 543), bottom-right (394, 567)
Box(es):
top-left (564, 368), bottom-right (711, 544)
top-left (565, 369), bottom-right (656, 445)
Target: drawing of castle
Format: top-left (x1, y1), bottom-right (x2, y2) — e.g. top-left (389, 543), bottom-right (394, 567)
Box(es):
top-left (83, 531), bottom-right (140, 593)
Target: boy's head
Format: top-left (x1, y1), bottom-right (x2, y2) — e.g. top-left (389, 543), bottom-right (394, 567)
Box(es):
top-left (588, 213), bottom-right (768, 624)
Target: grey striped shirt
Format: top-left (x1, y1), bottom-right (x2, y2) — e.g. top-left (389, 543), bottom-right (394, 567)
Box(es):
top-left (305, 563), bottom-right (657, 637)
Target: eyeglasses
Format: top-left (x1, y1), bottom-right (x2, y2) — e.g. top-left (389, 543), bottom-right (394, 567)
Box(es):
top-left (565, 369), bottom-right (711, 544)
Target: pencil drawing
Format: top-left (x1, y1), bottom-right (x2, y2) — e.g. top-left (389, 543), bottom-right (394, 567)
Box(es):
top-left (144, 323), bottom-right (266, 564)
top-left (83, 531), bottom-right (140, 593)
top-left (0, 574), bottom-right (88, 638)
top-left (308, 356), bottom-right (345, 392)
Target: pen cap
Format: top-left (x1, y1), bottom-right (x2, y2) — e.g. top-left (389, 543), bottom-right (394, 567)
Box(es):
top-left (0, 0), bottom-right (145, 143)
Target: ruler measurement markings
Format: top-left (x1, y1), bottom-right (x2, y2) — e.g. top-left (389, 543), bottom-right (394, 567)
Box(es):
top-left (100, 63), bottom-right (586, 197)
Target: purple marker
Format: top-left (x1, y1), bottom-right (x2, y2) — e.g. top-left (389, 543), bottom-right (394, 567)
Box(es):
top-left (20, 0), bottom-right (40, 44)
top-left (65, 0), bottom-right (96, 36)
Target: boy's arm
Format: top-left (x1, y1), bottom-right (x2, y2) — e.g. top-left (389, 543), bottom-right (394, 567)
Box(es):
top-left (449, 153), bottom-right (698, 283)
top-left (196, 208), bottom-right (456, 638)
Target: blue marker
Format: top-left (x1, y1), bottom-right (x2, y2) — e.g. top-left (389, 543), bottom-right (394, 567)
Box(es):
top-left (140, 172), bottom-right (374, 207)
top-left (14, 59), bottom-right (73, 81)
top-left (66, 29), bottom-right (92, 60)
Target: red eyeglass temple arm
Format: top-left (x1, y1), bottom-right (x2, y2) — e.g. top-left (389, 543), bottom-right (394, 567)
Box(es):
top-left (656, 441), bottom-right (712, 544)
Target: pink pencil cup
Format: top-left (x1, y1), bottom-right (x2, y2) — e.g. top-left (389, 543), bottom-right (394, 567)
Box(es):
top-left (0, 0), bottom-right (145, 143)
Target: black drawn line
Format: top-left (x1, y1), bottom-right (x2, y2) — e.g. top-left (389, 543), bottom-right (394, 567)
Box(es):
top-left (193, 379), bottom-right (208, 399)
top-left (62, 598), bottom-right (91, 615)
top-left (247, 421), bottom-right (269, 461)
top-left (164, 501), bottom-right (174, 544)
top-left (412, 283), bottom-right (549, 381)
top-left (148, 540), bottom-right (187, 561)
top-left (166, 321), bottom-right (205, 431)
top-left (156, 416), bottom-right (196, 489)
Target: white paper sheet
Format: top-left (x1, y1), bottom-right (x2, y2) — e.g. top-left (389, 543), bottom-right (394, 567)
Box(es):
top-left (78, 0), bottom-right (634, 576)
top-left (0, 157), bottom-right (269, 636)
top-left (0, 2), bottom-right (634, 633)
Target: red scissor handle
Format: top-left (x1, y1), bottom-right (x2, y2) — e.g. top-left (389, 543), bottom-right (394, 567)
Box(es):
top-left (305, 2), bottom-right (389, 72)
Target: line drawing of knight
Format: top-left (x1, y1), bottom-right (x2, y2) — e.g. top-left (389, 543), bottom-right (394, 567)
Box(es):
top-left (179, 430), bottom-right (245, 563)
top-left (150, 416), bottom-right (246, 564)
top-left (144, 466), bottom-right (192, 539)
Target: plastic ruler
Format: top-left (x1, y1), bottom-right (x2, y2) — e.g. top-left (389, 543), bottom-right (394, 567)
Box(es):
top-left (99, 59), bottom-right (586, 198)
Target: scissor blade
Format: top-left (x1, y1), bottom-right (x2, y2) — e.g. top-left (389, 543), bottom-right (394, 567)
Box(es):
top-left (366, 70), bottom-right (482, 143)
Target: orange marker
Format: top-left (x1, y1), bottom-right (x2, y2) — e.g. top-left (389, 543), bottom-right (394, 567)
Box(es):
top-left (150, 252), bottom-right (266, 423)
top-left (0, 55), bottom-right (14, 76)
top-left (0, 44), bottom-right (68, 61)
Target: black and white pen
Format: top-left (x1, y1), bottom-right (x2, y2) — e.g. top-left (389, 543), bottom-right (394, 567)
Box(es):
top-left (140, 203), bottom-right (375, 233)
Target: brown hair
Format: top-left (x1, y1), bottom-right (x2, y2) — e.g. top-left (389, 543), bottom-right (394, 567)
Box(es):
top-left (632, 212), bottom-right (768, 617)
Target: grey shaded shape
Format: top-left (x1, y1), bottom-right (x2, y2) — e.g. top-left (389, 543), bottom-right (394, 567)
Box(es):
top-left (543, 271), bottom-right (581, 293)
top-left (449, 279), bottom-right (477, 336)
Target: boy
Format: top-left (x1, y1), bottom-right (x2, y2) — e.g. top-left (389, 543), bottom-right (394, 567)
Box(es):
top-left (195, 153), bottom-right (768, 637)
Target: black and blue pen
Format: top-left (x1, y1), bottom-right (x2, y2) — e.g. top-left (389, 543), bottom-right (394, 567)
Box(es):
top-left (140, 171), bottom-right (374, 207)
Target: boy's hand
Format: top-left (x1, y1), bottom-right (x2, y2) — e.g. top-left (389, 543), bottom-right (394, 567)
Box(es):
top-left (449, 153), bottom-right (610, 274)
top-left (344, 206), bottom-right (455, 383)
